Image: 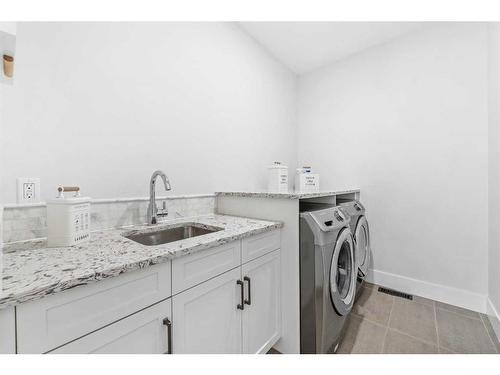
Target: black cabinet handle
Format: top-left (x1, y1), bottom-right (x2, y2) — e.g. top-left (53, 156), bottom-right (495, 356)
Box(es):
top-left (244, 276), bottom-right (251, 305)
top-left (237, 280), bottom-right (244, 310)
top-left (162, 317), bottom-right (172, 354)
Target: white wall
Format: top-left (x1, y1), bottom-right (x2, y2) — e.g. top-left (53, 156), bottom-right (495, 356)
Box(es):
top-left (0, 22), bottom-right (16, 35)
top-left (297, 24), bottom-right (489, 310)
top-left (488, 24), bottom-right (500, 333)
top-left (0, 22), bottom-right (296, 203)
top-left (2, 22), bottom-right (496, 314)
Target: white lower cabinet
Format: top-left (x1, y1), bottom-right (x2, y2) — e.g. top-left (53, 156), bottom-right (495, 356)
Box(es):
top-left (17, 262), bottom-right (171, 354)
top-left (7, 230), bottom-right (281, 354)
top-left (172, 249), bottom-right (281, 354)
top-left (242, 250), bottom-right (281, 354)
top-left (172, 267), bottom-right (243, 354)
top-left (50, 299), bottom-right (172, 354)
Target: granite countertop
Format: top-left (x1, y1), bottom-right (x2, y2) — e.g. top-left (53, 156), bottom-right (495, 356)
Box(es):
top-left (216, 189), bottom-right (360, 199)
top-left (0, 214), bottom-right (282, 309)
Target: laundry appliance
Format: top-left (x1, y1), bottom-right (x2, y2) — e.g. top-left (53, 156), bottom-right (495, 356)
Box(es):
top-left (299, 204), bottom-right (356, 353)
top-left (338, 200), bottom-right (371, 297)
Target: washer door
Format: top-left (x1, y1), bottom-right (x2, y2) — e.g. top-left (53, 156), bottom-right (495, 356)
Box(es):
top-left (329, 228), bottom-right (356, 316)
top-left (354, 216), bottom-right (370, 277)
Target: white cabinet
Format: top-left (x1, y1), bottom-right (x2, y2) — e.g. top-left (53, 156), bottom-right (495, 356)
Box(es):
top-left (172, 247), bottom-right (281, 354)
top-left (0, 307), bottom-right (16, 354)
top-left (9, 229), bottom-right (281, 354)
top-left (50, 299), bottom-right (172, 354)
top-left (241, 230), bottom-right (280, 263)
top-left (242, 250), bottom-right (281, 354)
top-left (172, 241), bottom-right (241, 294)
top-left (172, 267), bottom-right (242, 354)
top-left (17, 262), bottom-right (171, 353)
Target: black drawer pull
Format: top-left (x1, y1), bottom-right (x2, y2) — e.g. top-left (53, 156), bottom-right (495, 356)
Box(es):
top-left (162, 317), bottom-right (172, 354)
top-left (244, 276), bottom-right (251, 305)
top-left (237, 280), bottom-right (244, 310)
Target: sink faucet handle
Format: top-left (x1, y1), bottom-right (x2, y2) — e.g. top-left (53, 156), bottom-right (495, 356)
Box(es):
top-left (157, 200), bottom-right (169, 218)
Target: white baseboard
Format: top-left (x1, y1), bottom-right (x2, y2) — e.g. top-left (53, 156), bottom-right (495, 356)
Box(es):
top-left (487, 298), bottom-right (500, 343)
top-left (365, 269), bottom-right (487, 313)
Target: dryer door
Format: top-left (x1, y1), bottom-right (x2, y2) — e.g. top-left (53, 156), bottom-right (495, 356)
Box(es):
top-left (329, 228), bottom-right (356, 316)
top-left (354, 216), bottom-right (370, 277)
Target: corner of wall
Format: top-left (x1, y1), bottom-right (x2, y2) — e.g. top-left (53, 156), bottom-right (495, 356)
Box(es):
top-left (487, 298), bottom-right (500, 343)
top-left (487, 22), bottom-right (500, 343)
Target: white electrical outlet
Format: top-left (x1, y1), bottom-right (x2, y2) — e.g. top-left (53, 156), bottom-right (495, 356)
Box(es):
top-left (16, 178), bottom-right (41, 204)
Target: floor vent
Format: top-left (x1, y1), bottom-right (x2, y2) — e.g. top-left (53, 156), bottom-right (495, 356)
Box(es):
top-left (378, 287), bottom-right (413, 300)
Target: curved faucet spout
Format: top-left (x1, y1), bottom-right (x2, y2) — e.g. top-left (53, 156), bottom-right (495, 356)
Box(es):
top-left (150, 170), bottom-right (171, 191)
top-left (148, 170), bottom-right (172, 225)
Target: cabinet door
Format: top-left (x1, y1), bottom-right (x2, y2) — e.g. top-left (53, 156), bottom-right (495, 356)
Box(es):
top-left (17, 262), bottom-right (171, 353)
top-left (50, 299), bottom-right (172, 354)
top-left (242, 250), bottom-right (281, 354)
top-left (172, 267), bottom-right (242, 353)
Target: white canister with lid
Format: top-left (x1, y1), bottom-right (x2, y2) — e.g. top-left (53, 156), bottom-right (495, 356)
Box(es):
top-left (47, 187), bottom-right (91, 247)
top-left (295, 166), bottom-right (320, 192)
top-left (267, 162), bottom-right (289, 193)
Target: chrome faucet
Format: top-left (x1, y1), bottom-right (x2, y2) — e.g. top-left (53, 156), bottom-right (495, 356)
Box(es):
top-left (148, 170), bottom-right (172, 225)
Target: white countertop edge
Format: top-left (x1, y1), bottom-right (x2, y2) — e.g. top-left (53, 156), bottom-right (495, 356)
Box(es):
top-left (215, 189), bottom-right (360, 199)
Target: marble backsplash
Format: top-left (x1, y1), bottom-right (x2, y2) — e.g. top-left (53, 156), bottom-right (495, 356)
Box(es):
top-left (2, 194), bottom-right (216, 246)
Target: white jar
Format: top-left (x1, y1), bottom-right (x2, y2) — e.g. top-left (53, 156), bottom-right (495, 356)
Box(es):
top-left (47, 197), bottom-right (91, 247)
top-left (267, 162), bottom-right (289, 193)
top-left (295, 167), bottom-right (320, 192)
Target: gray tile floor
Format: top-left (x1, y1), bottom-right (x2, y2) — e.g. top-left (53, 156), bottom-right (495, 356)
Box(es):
top-left (337, 283), bottom-right (500, 354)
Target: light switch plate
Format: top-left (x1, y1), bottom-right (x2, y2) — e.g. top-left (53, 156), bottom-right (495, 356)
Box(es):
top-left (16, 177), bottom-right (41, 204)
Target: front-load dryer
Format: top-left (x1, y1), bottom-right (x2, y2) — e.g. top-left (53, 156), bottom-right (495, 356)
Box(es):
top-left (299, 206), bottom-right (356, 353)
top-left (338, 200), bottom-right (371, 296)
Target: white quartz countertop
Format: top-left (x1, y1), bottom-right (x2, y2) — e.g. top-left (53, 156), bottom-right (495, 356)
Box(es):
top-left (216, 189), bottom-right (360, 199)
top-left (0, 214), bottom-right (282, 309)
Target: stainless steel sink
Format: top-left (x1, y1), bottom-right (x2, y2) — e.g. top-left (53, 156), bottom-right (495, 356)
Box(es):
top-left (124, 223), bottom-right (223, 246)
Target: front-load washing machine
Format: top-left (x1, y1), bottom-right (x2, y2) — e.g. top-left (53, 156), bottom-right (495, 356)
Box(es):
top-left (338, 200), bottom-right (371, 296)
top-left (299, 205), bottom-right (357, 353)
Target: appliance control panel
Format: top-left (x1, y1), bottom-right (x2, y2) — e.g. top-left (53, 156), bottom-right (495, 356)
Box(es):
top-left (307, 207), bottom-right (350, 231)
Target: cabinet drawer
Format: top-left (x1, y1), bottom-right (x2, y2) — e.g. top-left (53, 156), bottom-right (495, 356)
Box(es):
top-left (50, 299), bottom-right (171, 354)
top-left (241, 229), bottom-right (280, 264)
top-left (17, 262), bottom-right (171, 353)
top-left (172, 241), bottom-right (241, 294)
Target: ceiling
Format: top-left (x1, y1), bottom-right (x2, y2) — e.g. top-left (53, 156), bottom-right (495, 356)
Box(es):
top-left (238, 22), bottom-right (425, 74)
